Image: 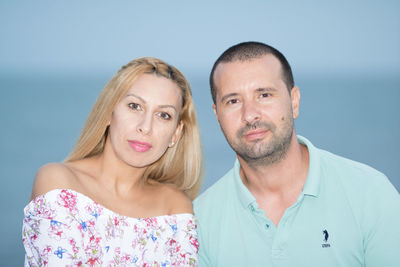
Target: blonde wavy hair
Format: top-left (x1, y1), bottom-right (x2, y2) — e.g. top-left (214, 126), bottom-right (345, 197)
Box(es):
top-left (65, 57), bottom-right (202, 199)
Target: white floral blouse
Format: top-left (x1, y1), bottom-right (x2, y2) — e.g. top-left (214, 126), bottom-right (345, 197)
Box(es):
top-left (22, 189), bottom-right (198, 266)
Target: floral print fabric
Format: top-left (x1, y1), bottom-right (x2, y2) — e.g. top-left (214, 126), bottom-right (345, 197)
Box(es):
top-left (22, 189), bottom-right (198, 266)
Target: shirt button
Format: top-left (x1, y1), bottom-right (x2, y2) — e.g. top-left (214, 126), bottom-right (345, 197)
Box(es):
top-left (250, 206), bottom-right (255, 212)
top-left (265, 224), bottom-right (270, 229)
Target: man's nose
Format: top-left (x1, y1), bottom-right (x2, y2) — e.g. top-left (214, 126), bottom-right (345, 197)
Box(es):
top-left (242, 100), bottom-right (261, 124)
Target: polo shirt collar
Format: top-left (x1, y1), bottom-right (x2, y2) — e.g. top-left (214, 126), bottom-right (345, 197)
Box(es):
top-left (233, 135), bottom-right (321, 210)
top-left (297, 135), bottom-right (321, 197)
top-left (232, 159), bottom-right (257, 210)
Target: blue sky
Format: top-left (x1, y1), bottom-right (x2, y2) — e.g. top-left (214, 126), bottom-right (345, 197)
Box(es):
top-left (1, 0), bottom-right (399, 75)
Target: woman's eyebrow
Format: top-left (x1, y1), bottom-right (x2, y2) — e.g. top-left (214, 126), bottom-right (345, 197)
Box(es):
top-left (126, 93), bottom-right (146, 103)
top-left (158, 105), bottom-right (177, 111)
top-left (127, 94), bottom-right (177, 111)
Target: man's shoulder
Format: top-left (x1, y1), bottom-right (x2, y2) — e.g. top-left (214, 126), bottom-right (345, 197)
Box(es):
top-left (319, 148), bottom-right (388, 184)
top-left (300, 136), bottom-right (388, 186)
top-left (316, 147), bottom-right (400, 200)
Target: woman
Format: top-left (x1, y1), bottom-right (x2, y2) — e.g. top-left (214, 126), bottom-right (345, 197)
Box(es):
top-left (22, 57), bottom-right (202, 266)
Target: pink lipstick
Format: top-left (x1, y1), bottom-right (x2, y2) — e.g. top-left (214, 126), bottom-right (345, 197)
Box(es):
top-left (128, 140), bottom-right (152, 152)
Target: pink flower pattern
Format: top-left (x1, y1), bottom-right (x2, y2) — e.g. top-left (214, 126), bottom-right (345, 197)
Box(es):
top-left (22, 189), bottom-right (198, 266)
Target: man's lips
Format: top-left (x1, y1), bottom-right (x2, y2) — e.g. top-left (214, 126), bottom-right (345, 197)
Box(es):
top-left (128, 140), bottom-right (152, 152)
top-left (243, 129), bottom-right (269, 141)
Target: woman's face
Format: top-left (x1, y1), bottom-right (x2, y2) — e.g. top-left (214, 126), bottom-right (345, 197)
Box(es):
top-left (108, 73), bottom-right (183, 168)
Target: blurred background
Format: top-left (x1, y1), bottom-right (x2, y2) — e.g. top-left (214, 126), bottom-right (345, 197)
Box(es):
top-left (1, 0), bottom-right (399, 265)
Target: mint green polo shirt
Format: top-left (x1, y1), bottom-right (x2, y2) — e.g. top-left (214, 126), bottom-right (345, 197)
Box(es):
top-left (194, 136), bottom-right (400, 267)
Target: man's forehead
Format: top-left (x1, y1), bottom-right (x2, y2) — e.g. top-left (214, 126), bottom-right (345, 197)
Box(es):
top-left (213, 55), bottom-right (287, 102)
top-left (218, 54), bottom-right (281, 69)
top-left (214, 55), bottom-right (283, 84)
top-left (214, 55), bottom-right (283, 82)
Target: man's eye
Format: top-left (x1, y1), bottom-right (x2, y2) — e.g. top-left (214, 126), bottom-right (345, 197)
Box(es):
top-left (128, 103), bottom-right (141, 110)
top-left (260, 93), bottom-right (270, 98)
top-left (227, 99), bottom-right (238, 104)
top-left (158, 112), bottom-right (171, 120)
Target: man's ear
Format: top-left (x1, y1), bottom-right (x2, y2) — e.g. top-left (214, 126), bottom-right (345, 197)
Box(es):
top-left (290, 86), bottom-right (300, 119)
top-left (212, 103), bottom-right (219, 123)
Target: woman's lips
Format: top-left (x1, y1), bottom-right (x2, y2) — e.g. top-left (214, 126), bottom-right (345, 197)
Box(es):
top-left (128, 140), bottom-right (152, 152)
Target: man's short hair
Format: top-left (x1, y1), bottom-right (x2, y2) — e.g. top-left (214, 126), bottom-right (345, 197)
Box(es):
top-left (210, 41), bottom-right (294, 104)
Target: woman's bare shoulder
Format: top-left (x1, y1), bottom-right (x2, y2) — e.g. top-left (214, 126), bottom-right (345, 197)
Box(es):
top-left (160, 183), bottom-right (193, 215)
top-left (30, 162), bottom-right (78, 200)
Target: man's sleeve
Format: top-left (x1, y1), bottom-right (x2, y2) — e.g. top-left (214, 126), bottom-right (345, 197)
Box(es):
top-left (194, 200), bottom-right (213, 267)
top-left (197, 221), bottom-right (212, 267)
top-left (363, 177), bottom-right (400, 267)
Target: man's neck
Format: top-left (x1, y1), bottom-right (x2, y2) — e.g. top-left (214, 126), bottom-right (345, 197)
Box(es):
top-left (238, 134), bottom-right (309, 226)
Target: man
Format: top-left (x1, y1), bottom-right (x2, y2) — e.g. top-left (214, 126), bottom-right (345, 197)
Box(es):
top-left (194, 41), bottom-right (400, 266)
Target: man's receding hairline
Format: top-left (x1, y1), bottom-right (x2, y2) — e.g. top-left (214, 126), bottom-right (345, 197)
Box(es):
top-left (217, 51), bottom-right (277, 64)
top-left (213, 53), bottom-right (286, 84)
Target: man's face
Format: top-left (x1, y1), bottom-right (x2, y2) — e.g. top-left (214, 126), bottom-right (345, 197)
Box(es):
top-left (212, 54), bottom-right (300, 165)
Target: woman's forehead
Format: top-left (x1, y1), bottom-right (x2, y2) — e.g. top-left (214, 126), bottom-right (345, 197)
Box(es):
top-left (125, 74), bottom-right (182, 107)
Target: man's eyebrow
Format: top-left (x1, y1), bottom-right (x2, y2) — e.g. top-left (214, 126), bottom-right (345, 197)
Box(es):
top-left (220, 93), bottom-right (239, 103)
top-left (255, 87), bottom-right (277, 93)
top-left (219, 88), bottom-right (277, 103)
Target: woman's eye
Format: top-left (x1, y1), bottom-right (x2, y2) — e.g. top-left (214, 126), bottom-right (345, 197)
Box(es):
top-left (128, 103), bottom-right (141, 110)
top-left (158, 112), bottom-right (171, 120)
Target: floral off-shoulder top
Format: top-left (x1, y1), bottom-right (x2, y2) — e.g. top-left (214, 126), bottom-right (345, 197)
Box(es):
top-left (22, 189), bottom-right (198, 267)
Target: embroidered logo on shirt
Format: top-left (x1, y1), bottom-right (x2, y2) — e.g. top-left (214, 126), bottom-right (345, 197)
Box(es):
top-left (321, 229), bottom-right (331, 248)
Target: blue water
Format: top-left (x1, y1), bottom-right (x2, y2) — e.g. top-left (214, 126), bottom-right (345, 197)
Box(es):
top-left (1, 72), bottom-right (399, 266)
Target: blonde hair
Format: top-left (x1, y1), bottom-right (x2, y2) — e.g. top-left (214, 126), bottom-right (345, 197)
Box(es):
top-left (65, 57), bottom-right (203, 199)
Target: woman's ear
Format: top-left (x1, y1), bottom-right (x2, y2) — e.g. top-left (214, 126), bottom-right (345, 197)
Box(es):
top-left (170, 121), bottom-right (183, 147)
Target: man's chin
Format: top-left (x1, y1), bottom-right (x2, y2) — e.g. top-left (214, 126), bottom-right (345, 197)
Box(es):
top-left (234, 140), bottom-right (291, 166)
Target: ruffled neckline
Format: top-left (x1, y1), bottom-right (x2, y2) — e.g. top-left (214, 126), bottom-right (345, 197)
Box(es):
top-left (24, 188), bottom-right (195, 221)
